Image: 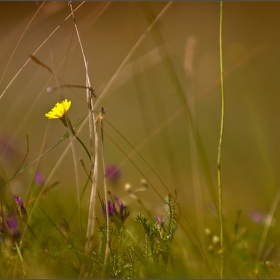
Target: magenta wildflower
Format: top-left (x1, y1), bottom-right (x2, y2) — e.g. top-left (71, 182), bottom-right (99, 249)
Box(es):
top-left (102, 196), bottom-right (129, 224)
top-left (8, 214), bottom-right (19, 234)
top-left (13, 195), bottom-right (27, 217)
top-left (156, 215), bottom-right (164, 226)
top-left (250, 210), bottom-right (264, 224)
top-left (0, 212), bottom-right (21, 243)
top-left (114, 196), bottom-right (129, 222)
top-left (102, 201), bottom-right (115, 219)
top-left (34, 171), bottom-right (44, 186)
top-left (108, 201), bottom-right (115, 217)
top-left (13, 195), bottom-right (23, 207)
top-left (105, 165), bottom-right (121, 183)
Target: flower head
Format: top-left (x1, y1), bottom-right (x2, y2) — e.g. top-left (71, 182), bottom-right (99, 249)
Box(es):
top-left (45, 99), bottom-right (71, 119)
top-left (0, 212), bottom-right (21, 243)
top-left (13, 195), bottom-right (27, 218)
top-left (8, 214), bottom-right (19, 234)
top-left (13, 195), bottom-right (23, 207)
top-left (108, 201), bottom-right (115, 216)
top-left (105, 165), bottom-right (121, 184)
top-left (156, 215), bottom-right (164, 226)
top-left (114, 196), bottom-right (128, 222)
top-left (102, 196), bottom-right (129, 224)
top-left (34, 171), bottom-right (44, 186)
top-left (250, 210), bottom-right (264, 224)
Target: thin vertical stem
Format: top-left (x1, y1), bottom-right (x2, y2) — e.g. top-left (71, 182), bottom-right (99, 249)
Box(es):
top-left (68, 2), bottom-right (97, 277)
top-left (218, 1), bottom-right (225, 278)
top-left (100, 109), bottom-right (110, 275)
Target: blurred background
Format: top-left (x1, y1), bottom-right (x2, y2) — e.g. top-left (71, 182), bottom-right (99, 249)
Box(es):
top-left (0, 2), bottom-right (280, 239)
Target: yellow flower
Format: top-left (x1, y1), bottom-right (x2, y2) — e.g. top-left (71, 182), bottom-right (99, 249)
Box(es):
top-left (45, 99), bottom-right (71, 119)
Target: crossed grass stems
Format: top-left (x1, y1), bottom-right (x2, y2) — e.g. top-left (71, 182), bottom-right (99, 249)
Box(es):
top-left (0, 2), bottom-right (195, 277)
top-left (0, 1), bottom-right (276, 278)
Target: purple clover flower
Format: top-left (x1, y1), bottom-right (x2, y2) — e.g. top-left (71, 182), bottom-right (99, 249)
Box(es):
top-left (102, 196), bottom-right (129, 224)
top-left (102, 201), bottom-right (115, 218)
top-left (0, 212), bottom-right (21, 242)
top-left (250, 210), bottom-right (264, 224)
top-left (107, 201), bottom-right (115, 217)
top-left (8, 214), bottom-right (19, 234)
top-left (114, 196), bottom-right (128, 222)
top-left (13, 195), bottom-right (27, 217)
top-left (34, 171), bottom-right (44, 186)
top-left (13, 195), bottom-right (23, 207)
top-left (105, 165), bottom-right (121, 183)
top-left (156, 215), bottom-right (164, 228)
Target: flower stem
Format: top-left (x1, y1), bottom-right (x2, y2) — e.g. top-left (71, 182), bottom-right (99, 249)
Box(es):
top-left (63, 116), bottom-right (91, 160)
top-left (218, 1), bottom-right (225, 278)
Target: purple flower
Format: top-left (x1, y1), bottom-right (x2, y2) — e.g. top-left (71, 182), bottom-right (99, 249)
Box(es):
top-left (13, 196), bottom-right (27, 218)
top-left (102, 201), bottom-right (115, 218)
top-left (8, 215), bottom-right (19, 234)
top-left (102, 196), bottom-right (129, 224)
top-left (114, 196), bottom-right (128, 222)
top-left (0, 212), bottom-right (21, 242)
top-left (156, 215), bottom-right (164, 227)
top-left (105, 165), bottom-right (121, 183)
top-left (13, 195), bottom-right (23, 207)
top-left (108, 201), bottom-right (115, 217)
top-left (34, 171), bottom-right (44, 186)
top-left (250, 210), bottom-right (264, 224)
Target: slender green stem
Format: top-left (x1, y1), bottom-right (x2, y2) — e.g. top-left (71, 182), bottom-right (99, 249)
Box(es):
top-left (63, 116), bottom-right (91, 160)
top-left (15, 242), bottom-right (26, 277)
top-left (14, 135), bottom-right (29, 176)
top-left (100, 116), bottom-right (110, 275)
top-left (218, 1), bottom-right (225, 278)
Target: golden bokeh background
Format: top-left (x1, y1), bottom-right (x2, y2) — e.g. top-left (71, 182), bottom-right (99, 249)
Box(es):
top-left (1, 2), bottom-right (280, 235)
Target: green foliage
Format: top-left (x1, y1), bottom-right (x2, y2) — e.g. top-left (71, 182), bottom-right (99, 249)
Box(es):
top-left (133, 194), bottom-right (178, 276)
top-left (79, 193), bottom-right (179, 278)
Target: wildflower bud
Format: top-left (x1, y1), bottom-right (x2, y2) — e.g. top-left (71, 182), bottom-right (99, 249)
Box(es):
top-left (129, 192), bottom-right (138, 199)
top-left (212, 235), bottom-right (220, 245)
top-left (156, 215), bottom-right (164, 227)
top-left (218, 247), bottom-right (225, 255)
top-left (205, 228), bottom-right (212, 237)
top-left (105, 165), bottom-right (121, 184)
top-left (13, 196), bottom-right (23, 207)
top-left (34, 171), bottom-right (44, 186)
top-left (46, 87), bottom-right (53, 93)
top-left (140, 179), bottom-right (148, 188)
top-left (124, 183), bottom-right (131, 191)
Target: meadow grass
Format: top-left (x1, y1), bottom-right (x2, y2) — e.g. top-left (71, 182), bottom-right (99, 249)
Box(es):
top-left (0, 1), bottom-right (280, 278)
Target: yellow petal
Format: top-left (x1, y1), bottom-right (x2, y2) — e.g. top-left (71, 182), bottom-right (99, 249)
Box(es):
top-left (45, 99), bottom-right (72, 119)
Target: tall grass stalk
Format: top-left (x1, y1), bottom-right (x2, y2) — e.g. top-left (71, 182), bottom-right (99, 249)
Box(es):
top-left (218, 1), bottom-right (225, 278)
top-left (68, 3), bottom-right (98, 277)
top-left (15, 242), bottom-right (26, 277)
top-left (100, 110), bottom-right (110, 274)
top-left (256, 186), bottom-right (280, 275)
